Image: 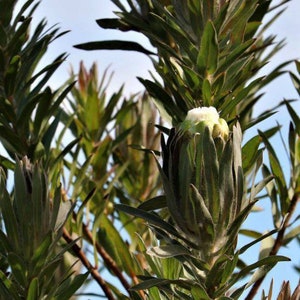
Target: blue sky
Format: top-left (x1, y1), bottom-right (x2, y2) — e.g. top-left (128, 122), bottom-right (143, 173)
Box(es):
top-left (15, 0), bottom-right (300, 298)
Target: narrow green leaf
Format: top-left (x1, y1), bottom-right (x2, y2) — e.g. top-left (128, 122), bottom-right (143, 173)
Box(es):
top-left (138, 78), bottom-right (184, 123)
top-left (228, 256), bottom-right (290, 292)
top-left (31, 88), bottom-right (53, 136)
top-left (31, 163), bottom-right (47, 240)
top-left (31, 233), bottom-right (52, 273)
top-left (242, 135), bottom-right (260, 173)
top-left (7, 17), bottom-right (31, 54)
top-left (258, 233), bottom-right (275, 260)
top-left (161, 256), bottom-right (183, 281)
top-left (239, 229), bottom-right (262, 239)
top-left (203, 128), bottom-right (220, 222)
top-left (96, 18), bottom-right (132, 31)
top-left (245, 258), bottom-right (284, 289)
top-left (197, 20), bottom-right (219, 74)
top-left (0, 230), bottom-right (12, 252)
top-left (76, 188), bottom-right (96, 228)
top-left (202, 78), bottom-right (212, 106)
top-left (49, 185), bottom-right (61, 232)
top-left (54, 200), bottom-right (74, 233)
top-left (265, 279), bottom-right (274, 300)
top-left (0, 126), bottom-right (26, 156)
top-left (229, 284), bottom-right (247, 299)
top-left (239, 228), bottom-right (279, 255)
top-left (190, 184), bottom-right (215, 239)
top-left (219, 137), bottom-right (234, 226)
top-left (74, 40), bottom-right (155, 55)
top-left (220, 254), bottom-right (240, 287)
top-left (242, 126), bottom-right (279, 173)
top-left (148, 12), bottom-right (196, 59)
top-left (224, 1), bottom-right (257, 44)
top-left (0, 155), bottom-right (15, 170)
top-left (262, 164), bottom-right (281, 227)
top-left (130, 278), bottom-right (171, 291)
top-left (283, 225), bottom-right (300, 246)
top-left (112, 125), bottom-right (135, 149)
top-left (147, 244), bottom-right (191, 258)
top-left (259, 130), bottom-right (289, 213)
top-left (4, 55), bottom-right (21, 96)
top-left (26, 277), bottom-right (39, 300)
top-left (285, 100), bottom-right (300, 134)
top-left (42, 111), bottom-right (61, 153)
top-left (26, 54), bottom-right (67, 97)
top-left (243, 111), bottom-right (277, 131)
top-left (52, 136), bottom-right (81, 166)
top-left (217, 39), bottom-right (254, 73)
top-left (288, 122), bottom-right (296, 169)
top-left (191, 285), bottom-right (210, 300)
top-left (135, 234), bottom-right (166, 279)
top-left (0, 172), bottom-right (19, 250)
top-left (16, 93), bottom-right (47, 131)
top-left (116, 204), bottom-right (197, 248)
top-left (0, 270), bottom-right (19, 299)
top-left (14, 159), bottom-right (29, 241)
top-left (131, 277), bottom-right (191, 291)
top-left (250, 174), bottom-right (274, 203)
top-left (138, 195), bottom-right (167, 211)
top-left (295, 60), bottom-right (300, 74)
top-left (289, 71), bottom-right (300, 97)
top-left (97, 214), bottom-right (137, 276)
top-left (225, 201), bottom-right (256, 253)
top-left (55, 272), bottom-right (89, 300)
top-left (8, 252), bottom-right (27, 287)
top-left (221, 77), bottom-right (264, 117)
top-left (48, 82), bottom-right (76, 118)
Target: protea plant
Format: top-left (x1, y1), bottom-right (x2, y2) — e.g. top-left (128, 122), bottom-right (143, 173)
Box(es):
top-left (1, 0), bottom-right (300, 299)
top-left (160, 106), bottom-right (240, 264)
top-left (118, 105), bottom-right (283, 298)
top-left (89, 0), bottom-right (298, 298)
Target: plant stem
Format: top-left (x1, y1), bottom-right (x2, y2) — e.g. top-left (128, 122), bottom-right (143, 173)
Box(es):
top-left (245, 193), bottom-right (299, 300)
top-left (75, 212), bottom-right (146, 299)
top-left (62, 227), bottom-right (116, 300)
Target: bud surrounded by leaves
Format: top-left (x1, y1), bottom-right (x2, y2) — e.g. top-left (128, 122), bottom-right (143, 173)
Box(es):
top-left (161, 107), bottom-right (243, 264)
top-left (180, 106), bottom-right (229, 139)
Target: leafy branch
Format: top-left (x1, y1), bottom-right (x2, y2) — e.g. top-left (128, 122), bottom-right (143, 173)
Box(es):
top-left (62, 227), bottom-right (116, 300)
top-left (245, 192), bottom-right (299, 299)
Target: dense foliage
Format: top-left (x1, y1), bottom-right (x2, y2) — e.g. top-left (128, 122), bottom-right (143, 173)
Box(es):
top-left (0, 0), bottom-right (299, 299)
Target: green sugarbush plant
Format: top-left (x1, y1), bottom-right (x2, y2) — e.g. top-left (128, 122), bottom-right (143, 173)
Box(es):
top-left (0, 157), bottom-right (85, 299)
top-left (0, 0), bottom-right (299, 299)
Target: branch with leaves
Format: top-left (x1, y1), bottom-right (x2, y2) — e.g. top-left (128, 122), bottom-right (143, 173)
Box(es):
top-left (77, 0), bottom-right (300, 298)
top-left (0, 0), bottom-right (300, 299)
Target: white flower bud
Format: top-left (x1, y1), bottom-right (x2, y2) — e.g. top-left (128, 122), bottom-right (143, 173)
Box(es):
top-left (181, 106), bottom-right (229, 139)
top-left (186, 107), bottom-right (219, 124)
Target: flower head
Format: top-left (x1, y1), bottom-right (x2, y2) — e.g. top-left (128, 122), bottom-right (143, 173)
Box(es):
top-left (181, 106), bottom-right (229, 139)
top-left (186, 106), bottom-right (219, 124)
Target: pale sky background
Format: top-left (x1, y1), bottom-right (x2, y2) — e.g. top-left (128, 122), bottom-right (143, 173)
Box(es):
top-left (14, 0), bottom-right (300, 299)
